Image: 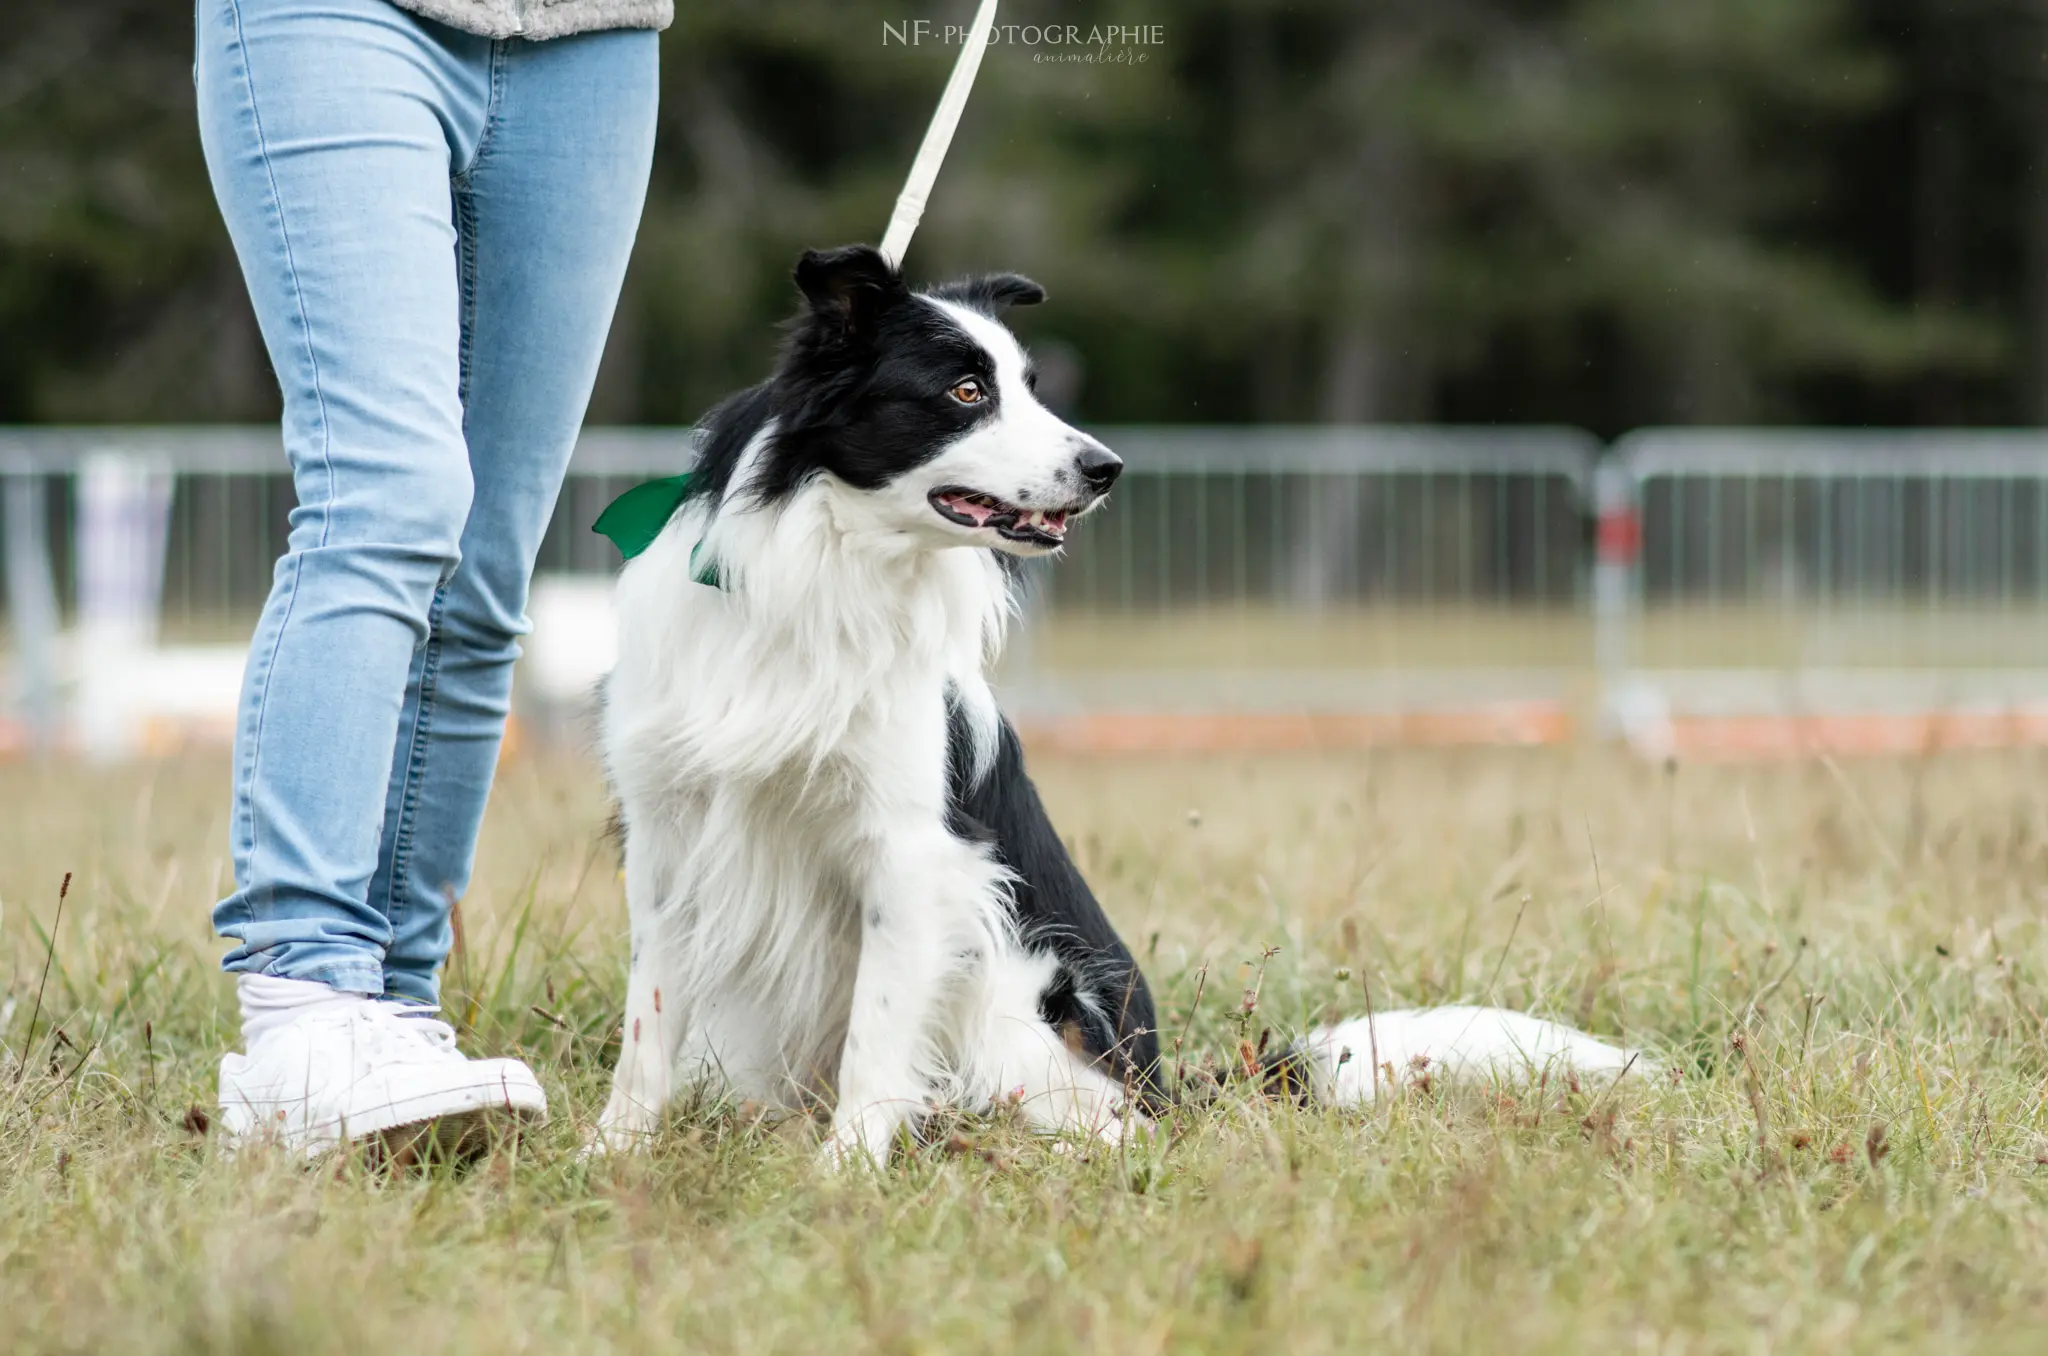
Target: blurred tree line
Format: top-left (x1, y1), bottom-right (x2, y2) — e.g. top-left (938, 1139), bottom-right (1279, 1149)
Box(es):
top-left (0, 0), bottom-right (2041, 434)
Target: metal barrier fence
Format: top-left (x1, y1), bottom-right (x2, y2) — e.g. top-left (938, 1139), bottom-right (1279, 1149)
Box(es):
top-left (990, 427), bottom-right (1597, 743)
top-left (1596, 430), bottom-right (2048, 755)
top-left (1031, 427), bottom-right (1592, 611)
top-left (0, 424), bottom-right (1600, 753)
top-left (31, 423), bottom-right (2048, 757)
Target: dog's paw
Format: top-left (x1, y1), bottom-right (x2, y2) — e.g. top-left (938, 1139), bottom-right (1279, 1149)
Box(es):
top-left (582, 1104), bottom-right (664, 1159)
top-left (1095, 1108), bottom-right (1156, 1147)
top-left (580, 1124), bottom-right (648, 1160)
top-left (820, 1108), bottom-right (906, 1172)
top-left (819, 1130), bottom-right (883, 1173)
top-left (1039, 1109), bottom-right (1152, 1156)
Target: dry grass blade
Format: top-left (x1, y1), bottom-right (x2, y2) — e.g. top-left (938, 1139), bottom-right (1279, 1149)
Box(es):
top-left (12, 871), bottom-right (70, 1087)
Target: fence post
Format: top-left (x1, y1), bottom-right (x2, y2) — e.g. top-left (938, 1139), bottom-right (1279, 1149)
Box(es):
top-left (3, 467), bottom-right (62, 751)
top-left (74, 451), bottom-right (174, 760)
top-left (1592, 453), bottom-right (1641, 738)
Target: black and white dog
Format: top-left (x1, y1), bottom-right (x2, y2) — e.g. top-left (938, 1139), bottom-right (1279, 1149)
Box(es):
top-left (594, 245), bottom-right (1639, 1163)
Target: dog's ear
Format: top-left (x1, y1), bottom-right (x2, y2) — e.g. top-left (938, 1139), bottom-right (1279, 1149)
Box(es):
top-left (931, 273), bottom-right (1047, 313)
top-left (976, 273), bottom-right (1047, 309)
top-left (794, 245), bottom-right (905, 341)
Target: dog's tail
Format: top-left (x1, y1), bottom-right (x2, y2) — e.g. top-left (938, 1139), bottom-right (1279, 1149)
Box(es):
top-left (1263, 1006), bottom-right (1648, 1107)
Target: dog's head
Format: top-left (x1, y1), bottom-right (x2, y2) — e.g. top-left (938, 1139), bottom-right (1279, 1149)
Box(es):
top-left (745, 244), bottom-right (1120, 557)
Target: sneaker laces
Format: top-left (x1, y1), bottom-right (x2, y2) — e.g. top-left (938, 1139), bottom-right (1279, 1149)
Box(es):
top-left (348, 1000), bottom-right (464, 1066)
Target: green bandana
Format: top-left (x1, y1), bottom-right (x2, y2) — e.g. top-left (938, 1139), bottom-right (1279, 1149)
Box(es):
top-left (592, 473), bottom-right (723, 589)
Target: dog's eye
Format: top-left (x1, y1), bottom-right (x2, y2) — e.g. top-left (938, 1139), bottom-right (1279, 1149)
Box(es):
top-left (949, 378), bottom-right (986, 405)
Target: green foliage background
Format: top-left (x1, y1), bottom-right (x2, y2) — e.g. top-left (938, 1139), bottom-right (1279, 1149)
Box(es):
top-left (1, 0), bottom-right (2039, 432)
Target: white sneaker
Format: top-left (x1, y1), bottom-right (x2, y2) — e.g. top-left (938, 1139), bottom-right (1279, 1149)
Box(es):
top-left (218, 998), bottom-right (547, 1157)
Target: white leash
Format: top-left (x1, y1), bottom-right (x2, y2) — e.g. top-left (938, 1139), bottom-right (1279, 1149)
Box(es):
top-left (878, 0), bottom-right (1000, 269)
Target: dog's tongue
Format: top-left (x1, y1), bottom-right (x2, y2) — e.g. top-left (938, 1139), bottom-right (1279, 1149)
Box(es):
top-left (938, 491), bottom-right (1072, 538)
top-left (941, 490), bottom-right (999, 527)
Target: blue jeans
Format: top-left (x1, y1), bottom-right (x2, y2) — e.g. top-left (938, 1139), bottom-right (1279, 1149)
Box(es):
top-left (196, 0), bottom-right (657, 1001)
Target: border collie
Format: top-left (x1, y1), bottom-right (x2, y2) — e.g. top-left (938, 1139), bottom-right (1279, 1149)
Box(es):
top-left (593, 245), bottom-right (1641, 1163)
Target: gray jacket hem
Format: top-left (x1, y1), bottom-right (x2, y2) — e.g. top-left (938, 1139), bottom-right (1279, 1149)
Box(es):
top-left (384, 0), bottom-right (673, 41)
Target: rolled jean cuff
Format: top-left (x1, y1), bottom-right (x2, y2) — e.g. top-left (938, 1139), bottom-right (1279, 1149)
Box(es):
top-left (380, 966), bottom-right (441, 1006)
top-left (222, 947), bottom-right (387, 998)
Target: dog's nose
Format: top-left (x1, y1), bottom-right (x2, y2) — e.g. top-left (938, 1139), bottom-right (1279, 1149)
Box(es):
top-left (1073, 442), bottom-right (1122, 492)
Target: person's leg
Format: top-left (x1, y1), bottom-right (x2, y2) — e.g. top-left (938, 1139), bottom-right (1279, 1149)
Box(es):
top-left (197, 0), bottom-right (492, 994)
top-left (198, 0), bottom-right (570, 1150)
top-left (372, 29), bottom-right (659, 1003)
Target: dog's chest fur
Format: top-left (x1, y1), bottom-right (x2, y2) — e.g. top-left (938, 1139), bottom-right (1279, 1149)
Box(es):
top-left (602, 476), bottom-right (1014, 1091)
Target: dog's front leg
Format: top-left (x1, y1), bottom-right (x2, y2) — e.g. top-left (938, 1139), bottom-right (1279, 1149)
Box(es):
top-left (592, 931), bottom-right (675, 1151)
top-left (824, 834), bottom-right (969, 1167)
top-left (592, 843), bottom-right (685, 1152)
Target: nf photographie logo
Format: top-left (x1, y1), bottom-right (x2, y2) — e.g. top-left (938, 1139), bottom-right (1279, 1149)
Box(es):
top-left (883, 20), bottom-right (1165, 65)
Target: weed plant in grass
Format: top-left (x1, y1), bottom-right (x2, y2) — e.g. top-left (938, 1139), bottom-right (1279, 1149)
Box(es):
top-left (7, 748), bottom-right (2048, 1353)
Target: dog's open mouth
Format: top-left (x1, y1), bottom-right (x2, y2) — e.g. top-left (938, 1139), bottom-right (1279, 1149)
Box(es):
top-left (929, 487), bottom-right (1074, 548)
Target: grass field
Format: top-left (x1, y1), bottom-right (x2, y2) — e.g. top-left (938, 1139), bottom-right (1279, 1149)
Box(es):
top-left (8, 746), bottom-right (2048, 1353)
